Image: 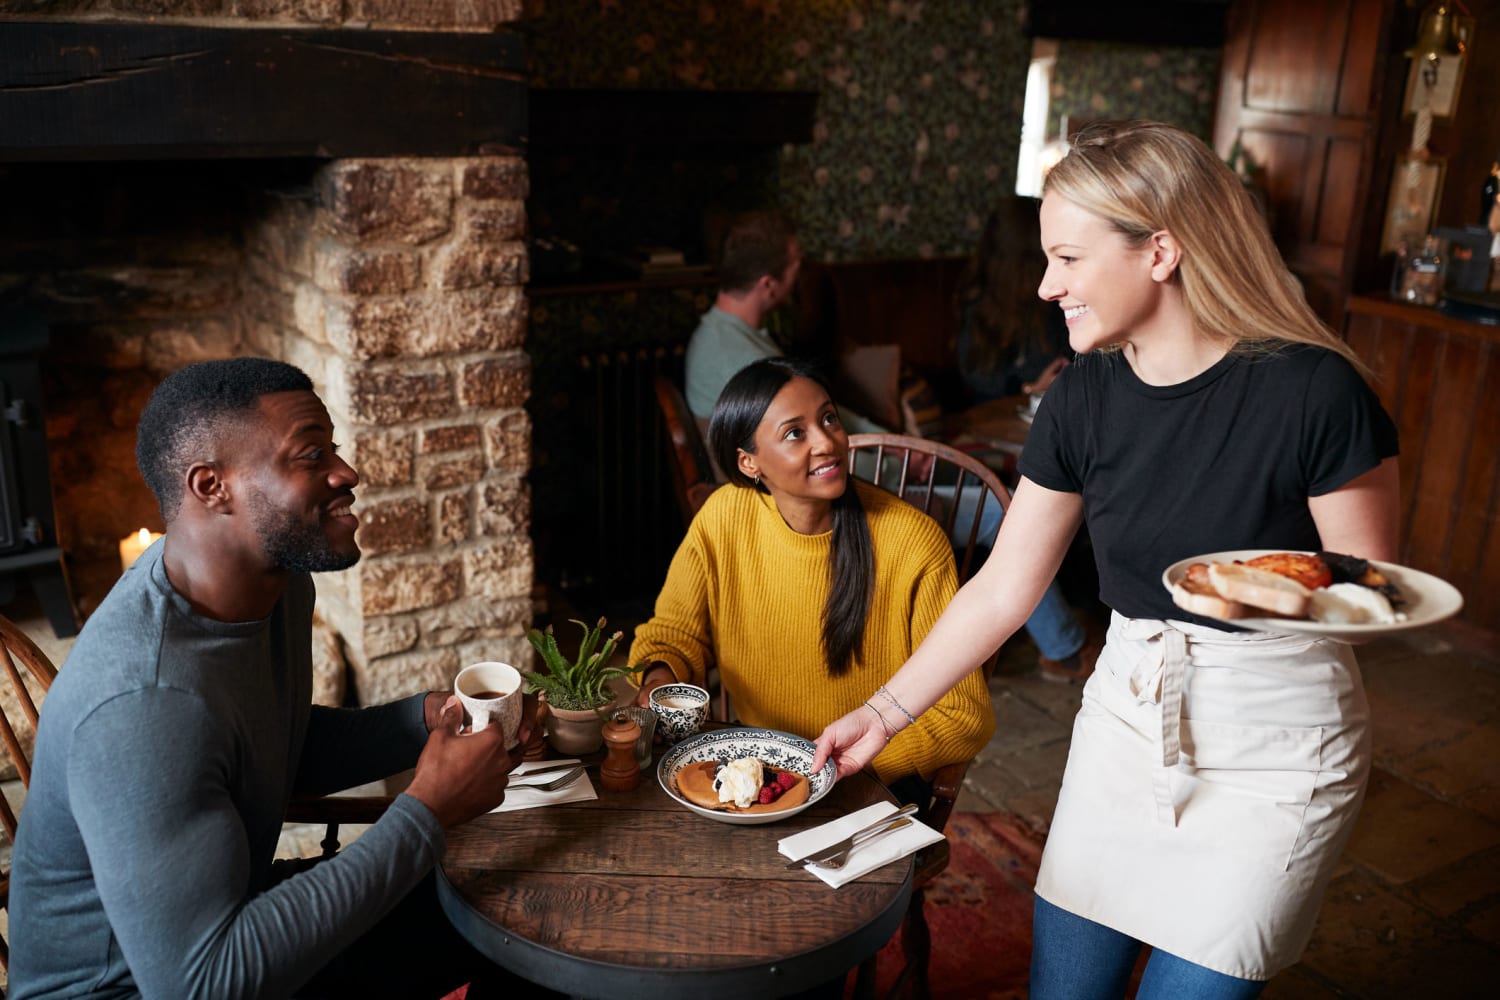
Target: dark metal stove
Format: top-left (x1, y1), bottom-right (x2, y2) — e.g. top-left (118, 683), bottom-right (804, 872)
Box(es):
top-left (1, 309), bottom-right (80, 638)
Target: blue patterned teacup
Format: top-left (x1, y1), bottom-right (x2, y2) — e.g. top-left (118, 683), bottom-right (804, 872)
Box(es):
top-left (649, 683), bottom-right (710, 742)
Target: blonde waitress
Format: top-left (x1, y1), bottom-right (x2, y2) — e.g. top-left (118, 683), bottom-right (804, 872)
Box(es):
top-left (813, 120), bottom-right (1399, 998)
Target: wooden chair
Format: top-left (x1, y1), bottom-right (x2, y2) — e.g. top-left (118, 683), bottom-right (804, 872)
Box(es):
top-left (652, 374), bottom-right (719, 530)
top-left (1, 613), bottom-right (60, 972)
top-left (846, 433), bottom-right (1009, 1000)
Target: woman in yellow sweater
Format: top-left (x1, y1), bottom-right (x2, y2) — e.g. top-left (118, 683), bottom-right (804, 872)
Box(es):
top-left (631, 358), bottom-right (994, 800)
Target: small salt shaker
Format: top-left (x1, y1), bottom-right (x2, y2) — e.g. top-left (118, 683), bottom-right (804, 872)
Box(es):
top-left (600, 711), bottom-right (642, 791)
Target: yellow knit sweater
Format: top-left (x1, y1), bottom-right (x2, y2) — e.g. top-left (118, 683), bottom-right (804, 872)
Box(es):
top-left (629, 479), bottom-right (995, 782)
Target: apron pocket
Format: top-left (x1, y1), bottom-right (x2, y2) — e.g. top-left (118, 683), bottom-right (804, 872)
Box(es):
top-left (1180, 718), bottom-right (1324, 872)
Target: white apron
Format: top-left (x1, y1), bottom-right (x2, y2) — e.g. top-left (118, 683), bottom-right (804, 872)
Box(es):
top-left (1034, 612), bottom-right (1371, 981)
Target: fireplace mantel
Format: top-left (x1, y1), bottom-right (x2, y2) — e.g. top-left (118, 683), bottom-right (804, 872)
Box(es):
top-left (0, 22), bottom-right (526, 162)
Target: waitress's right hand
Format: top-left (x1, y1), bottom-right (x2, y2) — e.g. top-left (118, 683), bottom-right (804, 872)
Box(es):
top-left (812, 707), bottom-right (888, 781)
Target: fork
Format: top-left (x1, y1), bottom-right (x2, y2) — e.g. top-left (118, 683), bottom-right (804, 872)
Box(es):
top-left (785, 803), bottom-right (920, 870)
top-left (510, 766), bottom-right (586, 792)
top-left (803, 817), bottom-right (914, 870)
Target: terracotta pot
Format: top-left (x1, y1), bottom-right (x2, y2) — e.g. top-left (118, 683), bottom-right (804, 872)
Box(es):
top-left (541, 697), bottom-right (616, 756)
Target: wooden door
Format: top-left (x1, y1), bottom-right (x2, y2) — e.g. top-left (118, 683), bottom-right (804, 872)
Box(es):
top-left (1214, 0), bottom-right (1393, 329)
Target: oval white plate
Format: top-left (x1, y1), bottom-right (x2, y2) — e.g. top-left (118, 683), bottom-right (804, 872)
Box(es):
top-left (1161, 549), bottom-right (1464, 640)
top-left (657, 727), bottom-right (837, 826)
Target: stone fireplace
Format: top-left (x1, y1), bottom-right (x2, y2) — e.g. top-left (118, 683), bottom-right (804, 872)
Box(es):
top-left (1, 5), bottom-right (535, 706)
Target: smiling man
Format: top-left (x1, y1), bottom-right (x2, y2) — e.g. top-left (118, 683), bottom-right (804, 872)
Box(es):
top-left (8, 358), bottom-right (548, 999)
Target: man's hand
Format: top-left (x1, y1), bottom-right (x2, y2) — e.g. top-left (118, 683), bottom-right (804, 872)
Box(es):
top-left (811, 706), bottom-right (889, 781)
top-left (422, 691), bottom-right (452, 732)
top-left (404, 698), bottom-right (532, 828)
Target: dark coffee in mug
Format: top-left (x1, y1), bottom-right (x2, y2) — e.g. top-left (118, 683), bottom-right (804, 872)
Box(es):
top-left (470, 689), bottom-right (511, 700)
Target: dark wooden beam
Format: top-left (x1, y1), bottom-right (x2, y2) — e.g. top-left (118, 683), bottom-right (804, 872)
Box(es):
top-left (529, 89), bottom-right (818, 147)
top-left (0, 22), bottom-right (526, 162)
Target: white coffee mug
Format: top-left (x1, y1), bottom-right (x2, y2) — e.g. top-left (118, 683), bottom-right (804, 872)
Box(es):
top-left (454, 661), bottom-right (524, 747)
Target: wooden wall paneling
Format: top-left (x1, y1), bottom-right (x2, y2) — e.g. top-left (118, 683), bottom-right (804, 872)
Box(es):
top-left (1336, 9), bottom-right (1384, 117)
top-left (1474, 442), bottom-right (1500, 628)
top-left (1216, 0), bottom-right (1393, 330)
top-left (1449, 348), bottom-right (1500, 619)
top-left (1403, 334), bottom-right (1483, 574)
top-left (1316, 138), bottom-right (1365, 248)
top-left (1242, 0), bottom-right (1343, 112)
top-left (1392, 325), bottom-right (1441, 553)
top-left (1345, 298), bottom-right (1500, 628)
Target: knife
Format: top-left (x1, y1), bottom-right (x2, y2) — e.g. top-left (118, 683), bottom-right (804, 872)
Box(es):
top-left (783, 803), bottom-right (920, 870)
top-left (510, 761), bottom-right (584, 783)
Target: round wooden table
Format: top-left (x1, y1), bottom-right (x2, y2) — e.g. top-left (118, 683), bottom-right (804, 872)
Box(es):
top-left (437, 759), bottom-right (912, 999)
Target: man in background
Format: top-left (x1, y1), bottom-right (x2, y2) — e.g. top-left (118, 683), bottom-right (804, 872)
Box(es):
top-left (685, 210), bottom-right (887, 435)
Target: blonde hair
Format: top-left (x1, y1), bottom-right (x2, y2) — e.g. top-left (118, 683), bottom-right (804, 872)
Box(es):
top-left (1042, 120), bottom-right (1364, 371)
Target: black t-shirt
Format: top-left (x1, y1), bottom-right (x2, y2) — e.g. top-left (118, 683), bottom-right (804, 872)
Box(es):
top-left (1019, 344), bottom-right (1399, 625)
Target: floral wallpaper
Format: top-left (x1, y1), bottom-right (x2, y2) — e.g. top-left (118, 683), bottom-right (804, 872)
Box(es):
top-left (520, 1), bottom-right (1227, 604)
top-left (1048, 39), bottom-right (1220, 143)
top-left (524, 0), bottom-right (1033, 261)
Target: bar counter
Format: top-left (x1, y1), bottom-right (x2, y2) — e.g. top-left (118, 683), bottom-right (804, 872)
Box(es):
top-left (1343, 294), bottom-right (1499, 629)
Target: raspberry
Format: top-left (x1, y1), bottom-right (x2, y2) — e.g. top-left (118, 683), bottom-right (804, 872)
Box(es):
top-left (758, 786), bottom-right (776, 804)
top-left (776, 771), bottom-right (798, 790)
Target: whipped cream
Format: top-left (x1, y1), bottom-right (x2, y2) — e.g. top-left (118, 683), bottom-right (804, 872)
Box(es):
top-left (712, 758), bottom-right (764, 809)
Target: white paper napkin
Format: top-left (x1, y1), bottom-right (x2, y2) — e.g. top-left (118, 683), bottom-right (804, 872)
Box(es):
top-left (489, 759), bottom-right (598, 813)
top-left (777, 802), bottom-right (945, 888)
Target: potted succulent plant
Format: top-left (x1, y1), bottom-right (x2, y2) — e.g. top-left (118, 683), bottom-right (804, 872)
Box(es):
top-left (523, 617), bottom-right (637, 755)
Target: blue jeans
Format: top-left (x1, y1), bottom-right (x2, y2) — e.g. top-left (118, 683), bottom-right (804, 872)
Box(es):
top-left (936, 486), bottom-right (1085, 661)
top-left (1031, 895), bottom-right (1267, 1000)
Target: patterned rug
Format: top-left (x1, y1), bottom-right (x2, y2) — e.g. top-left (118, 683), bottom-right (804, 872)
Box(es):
top-left (850, 811), bottom-right (1044, 1000)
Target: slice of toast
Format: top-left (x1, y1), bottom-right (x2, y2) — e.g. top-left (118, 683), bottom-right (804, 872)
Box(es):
top-left (1207, 562), bottom-right (1312, 618)
top-left (1170, 563), bottom-right (1249, 619)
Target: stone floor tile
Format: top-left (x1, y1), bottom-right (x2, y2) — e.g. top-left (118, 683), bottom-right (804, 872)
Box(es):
top-left (1409, 846), bottom-right (1500, 918)
top-left (1296, 869), bottom-right (1500, 999)
top-left (1458, 784), bottom-right (1500, 826)
top-left (1001, 786), bottom-right (1060, 837)
top-left (1345, 769), bottom-right (1500, 884)
top-left (1363, 652), bottom-right (1500, 765)
top-left (1261, 964), bottom-right (1344, 999)
top-left (960, 758), bottom-right (1028, 809)
top-left (1466, 899), bottom-right (1500, 950)
top-left (995, 739), bottom-right (1071, 792)
top-left (978, 688), bottom-right (1071, 758)
top-left (1398, 723), bottom-right (1500, 798)
top-left (998, 676), bottom-right (1088, 723)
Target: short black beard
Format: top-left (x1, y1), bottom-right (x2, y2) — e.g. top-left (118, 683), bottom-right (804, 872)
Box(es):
top-left (247, 492), bottom-right (359, 574)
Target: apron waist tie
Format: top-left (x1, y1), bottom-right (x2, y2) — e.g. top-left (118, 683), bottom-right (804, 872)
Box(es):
top-left (1119, 618), bottom-right (1189, 827)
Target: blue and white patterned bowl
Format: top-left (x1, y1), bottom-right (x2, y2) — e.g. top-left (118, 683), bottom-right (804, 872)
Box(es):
top-left (656, 726), bottom-right (838, 825)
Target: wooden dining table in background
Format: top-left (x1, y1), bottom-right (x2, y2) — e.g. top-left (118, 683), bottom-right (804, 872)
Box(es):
top-left (437, 757), bottom-right (913, 1000)
top-left (946, 394), bottom-right (1034, 457)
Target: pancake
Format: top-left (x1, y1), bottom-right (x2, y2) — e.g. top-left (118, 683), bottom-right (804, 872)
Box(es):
top-left (674, 760), bottom-right (811, 814)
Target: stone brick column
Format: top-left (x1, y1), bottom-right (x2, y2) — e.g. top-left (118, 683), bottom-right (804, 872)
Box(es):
top-left (247, 155), bottom-right (532, 705)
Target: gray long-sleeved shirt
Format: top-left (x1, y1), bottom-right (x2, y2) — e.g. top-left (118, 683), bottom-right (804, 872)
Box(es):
top-left (8, 542), bottom-right (441, 999)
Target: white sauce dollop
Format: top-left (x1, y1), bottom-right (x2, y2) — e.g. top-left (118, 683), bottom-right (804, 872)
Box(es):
top-left (1311, 583), bottom-right (1406, 624)
top-left (712, 758), bottom-right (763, 808)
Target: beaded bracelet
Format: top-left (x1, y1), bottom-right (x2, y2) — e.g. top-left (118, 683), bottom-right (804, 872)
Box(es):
top-left (863, 702), bottom-right (897, 742)
top-left (875, 685), bottom-right (917, 727)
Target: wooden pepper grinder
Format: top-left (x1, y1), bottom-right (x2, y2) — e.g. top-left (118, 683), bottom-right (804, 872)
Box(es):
top-left (522, 696), bottom-right (550, 762)
top-left (600, 711), bottom-right (642, 791)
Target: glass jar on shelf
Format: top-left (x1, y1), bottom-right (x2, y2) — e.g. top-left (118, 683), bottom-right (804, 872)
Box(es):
top-left (1400, 234), bottom-right (1444, 307)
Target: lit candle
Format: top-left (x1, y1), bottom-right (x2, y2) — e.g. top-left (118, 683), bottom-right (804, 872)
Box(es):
top-left (119, 527), bottom-right (163, 572)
